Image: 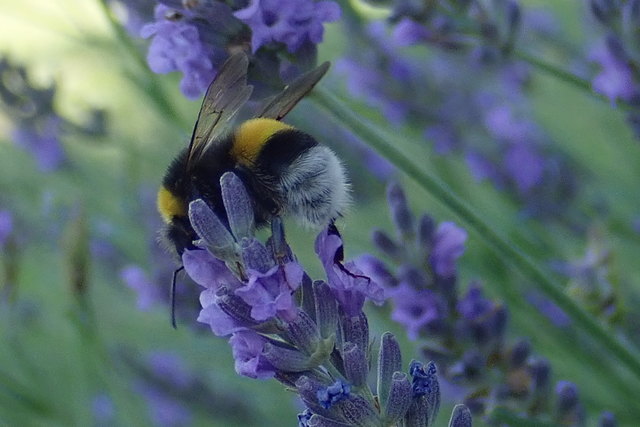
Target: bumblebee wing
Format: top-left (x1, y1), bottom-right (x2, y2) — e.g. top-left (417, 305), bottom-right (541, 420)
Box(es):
top-left (256, 61), bottom-right (330, 120)
top-left (186, 52), bottom-right (254, 170)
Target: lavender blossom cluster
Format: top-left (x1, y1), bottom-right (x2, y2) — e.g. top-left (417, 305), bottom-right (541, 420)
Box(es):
top-left (136, 0), bottom-right (340, 99)
top-left (387, 0), bottom-right (522, 59)
top-left (588, 0), bottom-right (640, 137)
top-left (356, 183), bottom-right (616, 426)
top-left (177, 171), bottom-right (472, 426)
top-left (337, 15), bottom-right (578, 220)
top-left (0, 58), bottom-right (106, 172)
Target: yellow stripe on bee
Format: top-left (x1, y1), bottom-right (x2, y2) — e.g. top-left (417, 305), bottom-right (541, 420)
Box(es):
top-left (231, 118), bottom-right (293, 166)
top-left (157, 186), bottom-right (186, 223)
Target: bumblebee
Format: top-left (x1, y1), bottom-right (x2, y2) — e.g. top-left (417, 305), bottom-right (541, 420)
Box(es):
top-left (157, 52), bottom-right (350, 260)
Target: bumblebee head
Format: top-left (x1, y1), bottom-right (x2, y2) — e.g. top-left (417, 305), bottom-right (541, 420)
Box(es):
top-left (157, 185), bottom-right (197, 257)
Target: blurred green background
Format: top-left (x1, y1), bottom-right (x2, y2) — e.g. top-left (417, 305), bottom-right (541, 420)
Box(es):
top-left (1, 0), bottom-right (639, 426)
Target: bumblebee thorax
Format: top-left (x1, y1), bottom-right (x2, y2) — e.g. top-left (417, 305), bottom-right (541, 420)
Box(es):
top-left (231, 118), bottom-right (293, 167)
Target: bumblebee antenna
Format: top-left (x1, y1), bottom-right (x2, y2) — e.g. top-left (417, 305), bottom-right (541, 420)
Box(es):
top-left (171, 266), bottom-right (184, 329)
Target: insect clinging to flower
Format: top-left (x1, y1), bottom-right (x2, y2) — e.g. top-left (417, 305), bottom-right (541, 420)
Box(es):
top-left (157, 52), bottom-right (350, 325)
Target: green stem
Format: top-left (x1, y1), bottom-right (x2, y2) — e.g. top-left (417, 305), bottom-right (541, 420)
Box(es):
top-left (309, 85), bottom-right (640, 382)
top-left (514, 49), bottom-right (633, 112)
top-left (0, 370), bottom-right (53, 416)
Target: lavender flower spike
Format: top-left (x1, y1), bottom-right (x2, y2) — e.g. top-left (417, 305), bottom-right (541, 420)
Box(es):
top-left (140, 4), bottom-right (215, 99)
top-left (234, 0), bottom-right (341, 53)
top-left (175, 175), bottom-right (471, 425)
top-left (357, 182), bottom-right (612, 423)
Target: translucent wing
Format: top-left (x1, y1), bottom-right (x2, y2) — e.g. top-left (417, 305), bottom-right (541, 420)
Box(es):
top-left (186, 52), bottom-right (254, 171)
top-left (256, 61), bottom-right (330, 120)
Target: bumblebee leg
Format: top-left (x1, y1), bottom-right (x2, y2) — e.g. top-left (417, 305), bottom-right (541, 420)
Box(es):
top-left (171, 266), bottom-right (184, 329)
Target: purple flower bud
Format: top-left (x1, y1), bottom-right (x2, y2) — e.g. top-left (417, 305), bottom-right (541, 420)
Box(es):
top-left (590, 0), bottom-right (619, 24)
top-left (398, 265), bottom-right (428, 289)
top-left (372, 229), bottom-right (404, 260)
top-left (406, 361), bottom-right (440, 426)
top-left (430, 222), bottom-right (467, 278)
top-left (555, 381), bottom-right (585, 426)
top-left (268, 216), bottom-right (293, 263)
top-left (297, 376), bottom-right (343, 420)
top-left (298, 408), bottom-right (313, 426)
top-left (425, 124), bottom-right (459, 155)
top-left (590, 36), bottom-right (638, 104)
top-left (417, 214), bottom-right (435, 253)
top-left (313, 280), bottom-right (339, 339)
top-left (457, 285), bottom-right (492, 321)
top-left (342, 342), bottom-right (368, 387)
top-left (229, 330), bottom-right (275, 379)
top-left (340, 312), bottom-right (370, 362)
top-left (393, 18), bottom-right (430, 47)
top-left (448, 404), bottom-right (473, 427)
top-left (284, 310), bottom-right (321, 356)
top-left (506, 0), bottom-right (521, 40)
top-left (240, 238), bottom-right (273, 273)
top-left (525, 290), bottom-right (571, 327)
top-left (317, 380), bottom-right (351, 409)
top-left (378, 332), bottom-right (403, 411)
top-left (409, 360), bottom-right (438, 397)
top-left (598, 411), bottom-right (617, 427)
top-left (389, 283), bottom-right (443, 340)
top-left (387, 182), bottom-right (414, 238)
top-left (0, 210), bottom-right (12, 247)
top-left (383, 372), bottom-right (412, 424)
top-left (220, 172), bottom-right (255, 240)
top-left (262, 340), bottom-right (313, 372)
top-left (504, 143), bottom-right (545, 193)
top-left (188, 199), bottom-right (237, 261)
top-left (234, 0), bottom-right (341, 53)
top-left (316, 380), bottom-right (380, 426)
top-left (333, 394), bottom-right (380, 426)
top-left (528, 357), bottom-right (552, 395)
top-left (508, 339), bottom-right (530, 368)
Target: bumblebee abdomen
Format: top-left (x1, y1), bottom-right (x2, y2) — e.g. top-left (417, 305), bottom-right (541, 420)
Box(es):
top-left (278, 145), bottom-right (350, 227)
top-left (253, 129), bottom-right (350, 227)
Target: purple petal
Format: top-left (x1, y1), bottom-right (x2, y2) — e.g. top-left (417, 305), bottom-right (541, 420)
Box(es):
top-left (229, 330), bottom-right (275, 379)
top-left (182, 249), bottom-right (241, 290)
